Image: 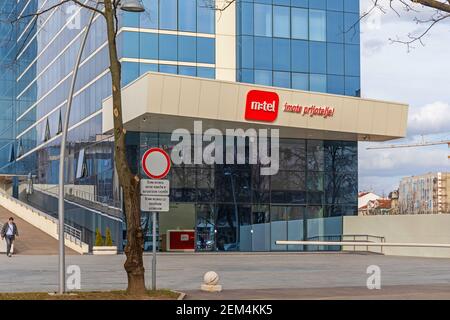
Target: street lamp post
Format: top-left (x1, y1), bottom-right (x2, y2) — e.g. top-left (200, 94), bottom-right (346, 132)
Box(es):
top-left (57, 0), bottom-right (144, 295)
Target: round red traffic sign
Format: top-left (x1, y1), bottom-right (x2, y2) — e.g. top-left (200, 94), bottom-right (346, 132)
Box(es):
top-left (141, 148), bottom-right (171, 179)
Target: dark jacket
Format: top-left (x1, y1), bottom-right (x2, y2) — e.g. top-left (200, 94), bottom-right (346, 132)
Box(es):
top-left (1, 222), bottom-right (19, 239)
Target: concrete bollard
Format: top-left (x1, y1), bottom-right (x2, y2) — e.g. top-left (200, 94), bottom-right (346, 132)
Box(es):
top-left (201, 271), bottom-right (222, 292)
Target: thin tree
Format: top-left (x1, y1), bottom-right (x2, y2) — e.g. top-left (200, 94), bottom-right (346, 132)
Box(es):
top-left (7, 0), bottom-right (146, 294)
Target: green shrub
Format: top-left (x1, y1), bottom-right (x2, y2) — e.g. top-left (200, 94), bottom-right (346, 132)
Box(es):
top-left (105, 227), bottom-right (113, 246)
top-left (95, 228), bottom-right (104, 247)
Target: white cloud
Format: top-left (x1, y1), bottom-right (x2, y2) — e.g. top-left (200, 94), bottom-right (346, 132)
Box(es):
top-left (359, 1), bottom-right (450, 194)
top-left (359, 144), bottom-right (449, 177)
top-left (408, 101), bottom-right (450, 135)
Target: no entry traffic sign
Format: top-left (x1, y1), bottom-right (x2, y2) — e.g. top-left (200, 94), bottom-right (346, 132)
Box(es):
top-left (141, 148), bottom-right (171, 179)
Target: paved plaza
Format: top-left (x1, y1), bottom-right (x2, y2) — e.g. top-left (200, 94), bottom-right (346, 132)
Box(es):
top-left (0, 252), bottom-right (450, 299)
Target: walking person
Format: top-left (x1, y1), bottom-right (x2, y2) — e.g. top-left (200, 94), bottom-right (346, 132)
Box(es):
top-left (1, 217), bottom-right (19, 257)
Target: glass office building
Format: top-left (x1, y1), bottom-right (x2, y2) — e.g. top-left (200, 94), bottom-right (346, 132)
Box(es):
top-left (0, 0), bottom-right (368, 252)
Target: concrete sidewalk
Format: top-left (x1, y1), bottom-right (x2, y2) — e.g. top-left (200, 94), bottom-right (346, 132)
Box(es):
top-left (0, 253), bottom-right (450, 295)
top-left (184, 285), bottom-right (450, 300)
top-left (0, 206), bottom-right (77, 255)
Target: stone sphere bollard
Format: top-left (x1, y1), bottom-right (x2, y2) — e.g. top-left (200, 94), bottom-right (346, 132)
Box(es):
top-left (201, 271), bottom-right (222, 292)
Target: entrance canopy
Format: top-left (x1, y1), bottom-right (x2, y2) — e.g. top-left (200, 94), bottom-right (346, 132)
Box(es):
top-left (102, 72), bottom-right (408, 142)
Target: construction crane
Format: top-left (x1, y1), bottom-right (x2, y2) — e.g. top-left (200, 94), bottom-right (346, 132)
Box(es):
top-left (366, 139), bottom-right (450, 159)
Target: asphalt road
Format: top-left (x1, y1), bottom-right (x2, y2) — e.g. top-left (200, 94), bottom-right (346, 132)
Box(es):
top-left (1, 252), bottom-right (450, 297)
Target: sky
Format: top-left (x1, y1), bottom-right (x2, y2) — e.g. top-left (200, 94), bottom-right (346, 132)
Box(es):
top-left (358, 0), bottom-right (450, 196)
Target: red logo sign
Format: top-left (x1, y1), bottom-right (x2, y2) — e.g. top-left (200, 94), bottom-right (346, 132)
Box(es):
top-left (245, 90), bottom-right (279, 122)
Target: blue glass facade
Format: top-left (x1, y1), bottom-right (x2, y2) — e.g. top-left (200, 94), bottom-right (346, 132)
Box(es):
top-left (237, 0), bottom-right (361, 96)
top-left (0, 0), bottom-right (360, 252)
top-left (119, 0), bottom-right (216, 84)
top-left (0, 1), bottom-right (19, 172)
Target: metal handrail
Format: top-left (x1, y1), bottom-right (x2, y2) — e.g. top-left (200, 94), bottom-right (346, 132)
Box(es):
top-left (307, 234), bottom-right (386, 253)
top-left (33, 183), bottom-right (122, 210)
top-left (0, 190), bottom-right (83, 247)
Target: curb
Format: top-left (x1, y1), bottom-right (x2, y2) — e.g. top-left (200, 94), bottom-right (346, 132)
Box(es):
top-left (172, 290), bottom-right (186, 300)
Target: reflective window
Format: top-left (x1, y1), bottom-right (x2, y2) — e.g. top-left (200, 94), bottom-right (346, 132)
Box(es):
top-left (291, 40), bottom-right (309, 72)
top-left (273, 71), bottom-right (291, 88)
top-left (140, 0), bottom-right (158, 29)
top-left (310, 74), bottom-right (327, 93)
top-left (159, 34), bottom-right (177, 61)
top-left (273, 6), bottom-right (290, 38)
top-left (345, 76), bottom-right (360, 97)
top-left (345, 44), bottom-right (360, 76)
top-left (309, 41), bottom-right (326, 74)
top-left (197, 67), bottom-right (215, 79)
top-left (273, 38), bottom-right (290, 71)
top-left (139, 33), bottom-right (158, 60)
top-left (239, 36), bottom-right (254, 69)
top-left (327, 75), bottom-right (345, 95)
top-left (327, 0), bottom-right (344, 11)
top-left (254, 4), bottom-right (272, 37)
top-left (344, 0), bottom-right (360, 13)
top-left (310, 0), bottom-right (326, 9)
top-left (122, 32), bottom-right (139, 58)
top-left (344, 12), bottom-right (360, 44)
top-left (160, 0), bottom-right (177, 30)
top-left (254, 70), bottom-right (272, 86)
top-left (309, 9), bottom-right (326, 41)
top-left (239, 1), bottom-right (254, 35)
top-left (292, 73), bottom-right (309, 90)
top-left (327, 43), bottom-right (344, 75)
top-left (197, 0), bottom-right (215, 34)
top-left (327, 11), bottom-right (344, 43)
top-left (292, 0), bottom-right (309, 7)
top-left (178, 36), bottom-right (196, 63)
top-left (159, 64), bottom-right (177, 74)
top-left (254, 37), bottom-right (272, 70)
top-left (179, 0), bottom-right (197, 32)
top-left (291, 8), bottom-right (308, 40)
top-left (197, 37), bottom-right (215, 64)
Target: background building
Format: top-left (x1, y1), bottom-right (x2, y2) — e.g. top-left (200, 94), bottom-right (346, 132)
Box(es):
top-left (0, 0), bottom-right (407, 252)
top-left (399, 172), bottom-right (450, 215)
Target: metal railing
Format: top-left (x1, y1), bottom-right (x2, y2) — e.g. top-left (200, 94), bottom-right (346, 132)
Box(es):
top-left (63, 224), bottom-right (83, 247)
top-left (32, 184), bottom-right (122, 218)
top-left (276, 240), bottom-right (450, 249)
top-left (0, 190), bottom-right (84, 247)
top-left (307, 234), bottom-right (386, 253)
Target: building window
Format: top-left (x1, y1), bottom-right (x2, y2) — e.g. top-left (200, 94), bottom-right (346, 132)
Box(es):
top-left (179, 0), bottom-right (197, 32)
top-left (178, 36), bottom-right (197, 63)
top-left (159, 34), bottom-right (178, 61)
top-left (310, 74), bottom-right (327, 93)
top-left (291, 40), bottom-right (309, 73)
top-left (254, 70), bottom-right (272, 86)
top-left (160, 0), bottom-right (177, 30)
top-left (254, 4), bottom-right (272, 37)
top-left (291, 7), bottom-right (308, 40)
top-left (309, 9), bottom-right (326, 42)
top-left (273, 5), bottom-right (290, 38)
top-left (197, 0), bottom-right (215, 34)
top-left (197, 37), bottom-right (215, 64)
top-left (254, 37), bottom-right (272, 70)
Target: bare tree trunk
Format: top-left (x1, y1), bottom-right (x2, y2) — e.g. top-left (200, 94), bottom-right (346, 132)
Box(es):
top-left (103, 0), bottom-right (146, 295)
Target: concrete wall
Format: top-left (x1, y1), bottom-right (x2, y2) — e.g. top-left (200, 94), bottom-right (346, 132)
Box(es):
top-left (343, 215), bottom-right (450, 258)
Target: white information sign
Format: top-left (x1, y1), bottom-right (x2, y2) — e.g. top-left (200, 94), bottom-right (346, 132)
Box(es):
top-left (141, 195), bottom-right (170, 212)
top-left (141, 179), bottom-right (170, 196)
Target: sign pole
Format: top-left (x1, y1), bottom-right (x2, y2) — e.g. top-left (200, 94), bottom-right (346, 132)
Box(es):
top-left (152, 211), bottom-right (157, 290)
top-left (141, 147), bottom-right (171, 292)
